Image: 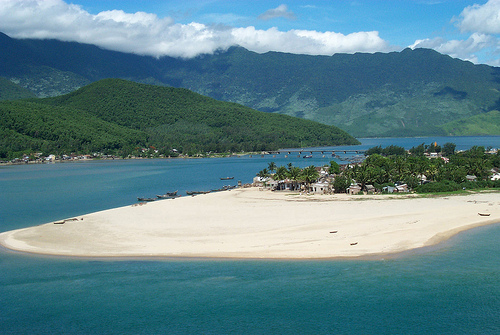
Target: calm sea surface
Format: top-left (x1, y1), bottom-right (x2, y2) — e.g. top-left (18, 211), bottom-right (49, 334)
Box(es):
top-left (1, 136), bottom-right (499, 334)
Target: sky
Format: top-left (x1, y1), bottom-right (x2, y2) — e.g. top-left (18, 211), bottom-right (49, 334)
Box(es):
top-left (0, 0), bottom-right (499, 66)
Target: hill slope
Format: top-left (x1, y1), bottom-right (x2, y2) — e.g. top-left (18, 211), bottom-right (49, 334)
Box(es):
top-left (440, 110), bottom-right (500, 136)
top-left (0, 79), bottom-right (358, 158)
top-left (1, 32), bottom-right (499, 137)
top-left (0, 77), bottom-right (36, 100)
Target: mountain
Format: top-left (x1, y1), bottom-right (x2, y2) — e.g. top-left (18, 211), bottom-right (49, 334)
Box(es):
top-left (0, 79), bottom-right (358, 158)
top-left (440, 110), bottom-right (500, 136)
top-left (1, 32), bottom-right (499, 137)
top-left (0, 77), bottom-right (36, 100)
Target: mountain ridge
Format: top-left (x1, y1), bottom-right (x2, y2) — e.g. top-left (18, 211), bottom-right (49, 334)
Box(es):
top-left (1, 32), bottom-right (499, 137)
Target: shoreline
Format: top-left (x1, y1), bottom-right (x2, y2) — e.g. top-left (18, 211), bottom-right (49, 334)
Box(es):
top-left (0, 188), bottom-right (498, 259)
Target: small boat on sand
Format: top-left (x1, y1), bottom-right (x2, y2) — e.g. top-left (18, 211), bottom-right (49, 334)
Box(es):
top-left (186, 190), bottom-right (211, 196)
top-left (137, 197), bottom-right (156, 202)
top-left (478, 213), bottom-right (491, 216)
top-left (157, 194), bottom-right (181, 199)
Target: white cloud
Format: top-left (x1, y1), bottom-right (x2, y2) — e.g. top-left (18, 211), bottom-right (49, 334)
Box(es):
top-left (231, 27), bottom-right (391, 55)
top-left (258, 4), bottom-right (296, 20)
top-left (408, 0), bottom-right (500, 66)
top-left (0, 0), bottom-right (393, 58)
top-left (457, 0), bottom-right (500, 34)
top-left (410, 33), bottom-right (499, 65)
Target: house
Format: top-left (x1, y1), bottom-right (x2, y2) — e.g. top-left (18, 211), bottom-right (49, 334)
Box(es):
top-left (466, 175), bottom-right (477, 182)
top-left (310, 181), bottom-right (330, 194)
top-left (364, 184), bottom-right (376, 194)
top-left (382, 186), bottom-right (397, 193)
top-left (348, 184), bottom-right (362, 195)
top-left (252, 176), bottom-right (269, 187)
top-left (396, 184), bottom-right (409, 192)
top-left (275, 178), bottom-right (301, 191)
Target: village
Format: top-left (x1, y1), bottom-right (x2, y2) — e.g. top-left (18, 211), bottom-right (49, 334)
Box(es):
top-left (252, 163), bottom-right (412, 195)
top-left (252, 146), bottom-right (500, 195)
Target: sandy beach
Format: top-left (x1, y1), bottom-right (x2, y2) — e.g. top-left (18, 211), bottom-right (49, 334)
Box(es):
top-left (1, 188), bottom-right (499, 259)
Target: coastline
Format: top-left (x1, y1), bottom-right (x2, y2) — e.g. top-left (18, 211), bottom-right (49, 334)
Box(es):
top-left (0, 188), bottom-right (498, 259)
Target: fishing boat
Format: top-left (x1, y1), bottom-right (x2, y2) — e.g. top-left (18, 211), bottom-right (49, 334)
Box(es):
top-left (220, 177), bottom-right (234, 180)
top-left (157, 194), bottom-right (181, 199)
top-left (478, 213), bottom-right (491, 216)
top-left (137, 197), bottom-right (156, 202)
top-left (186, 190), bottom-right (211, 196)
top-left (303, 155), bottom-right (313, 159)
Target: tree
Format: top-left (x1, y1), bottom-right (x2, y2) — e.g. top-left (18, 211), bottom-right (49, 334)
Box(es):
top-left (409, 143), bottom-right (425, 156)
top-left (287, 166), bottom-right (303, 190)
top-left (442, 142), bottom-right (456, 157)
top-left (268, 161), bottom-right (277, 174)
top-left (257, 168), bottom-right (269, 178)
top-left (328, 160), bottom-right (340, 174)
top-left (332, 175), bottom-right (351, 193)
top-left (274, 166), bottom-right (288, 181)
top-left (302, 165), bottom-right (320, 189)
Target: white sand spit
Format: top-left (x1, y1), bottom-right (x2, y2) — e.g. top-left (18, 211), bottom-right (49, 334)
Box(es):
top-left (0, 188), bottom-right (498, 259)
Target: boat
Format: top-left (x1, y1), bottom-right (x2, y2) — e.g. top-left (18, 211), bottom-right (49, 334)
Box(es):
top-left (137, 197), bottom-right (156, 202)
top-left (166, 190), bottom-right (178, 196)
top-left (478, 213), bottom-right (491, 216)
top-left (220, 177), bottom-right (234, 180)
top-left (157, 194), bottom-right (181, 199)
top-left (186, 190), bottom-right (211, 196)
top-left (303, 155), bottom-right (313, 159)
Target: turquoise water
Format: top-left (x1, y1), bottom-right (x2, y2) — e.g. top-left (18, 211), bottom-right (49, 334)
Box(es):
top-left (1, 137), bottom-right (499, 334)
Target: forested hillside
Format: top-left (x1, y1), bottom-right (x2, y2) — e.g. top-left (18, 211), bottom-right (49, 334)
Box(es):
top-left (1, 32), bottom-right (499, 137)
top-left (0, 79), bottom-right (358, 159)
top-left (0, 77), bottom-right (36, 100)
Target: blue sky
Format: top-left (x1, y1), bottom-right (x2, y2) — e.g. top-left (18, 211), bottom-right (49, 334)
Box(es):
top-left (1, 0), bottom-right (499, 65)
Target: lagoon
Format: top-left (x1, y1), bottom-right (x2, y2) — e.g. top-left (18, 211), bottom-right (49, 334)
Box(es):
top-left (1, 136), bottom-right (499, 334)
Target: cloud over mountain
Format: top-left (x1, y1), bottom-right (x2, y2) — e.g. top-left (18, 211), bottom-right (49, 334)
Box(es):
top-left (0, 0), bottom-right (392, 58)
top-left (0, 0), bottom-right (498, 65)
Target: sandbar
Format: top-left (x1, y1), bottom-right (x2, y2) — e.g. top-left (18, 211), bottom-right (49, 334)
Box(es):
top-left (0, 188), bottom-right (499, 259)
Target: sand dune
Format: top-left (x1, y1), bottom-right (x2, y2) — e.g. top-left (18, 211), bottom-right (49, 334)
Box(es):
top-left (1, 188), bottom-right (498, 259)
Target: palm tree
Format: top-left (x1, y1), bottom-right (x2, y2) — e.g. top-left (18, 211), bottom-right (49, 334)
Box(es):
top-left (274, 166), bottom-right (288, 181)
top-left (302, 165), bottom-right (320, 191)
top-left (257, 168), bottom-right (269, 178)
top-left (287, 166), bottom-right (303, 190)
top-left (268, 161), bottom-right (277, 174)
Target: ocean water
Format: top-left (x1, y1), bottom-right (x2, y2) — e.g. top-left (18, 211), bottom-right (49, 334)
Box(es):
top-left (1, 136), bottom-right (499, 334)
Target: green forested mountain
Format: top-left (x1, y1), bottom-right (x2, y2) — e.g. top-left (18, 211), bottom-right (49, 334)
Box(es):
top-left (440, 110), bottom-right (500, 136)
top-left (0, 79), bottom-right (358, 158)
top-left (0, 77), bottom-right (36, 100)
top-left (1, 32), bottom-right (499, 137)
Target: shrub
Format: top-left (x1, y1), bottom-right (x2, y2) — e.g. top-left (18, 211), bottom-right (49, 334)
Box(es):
top-left (415, 181), bottom-right (461, 193)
